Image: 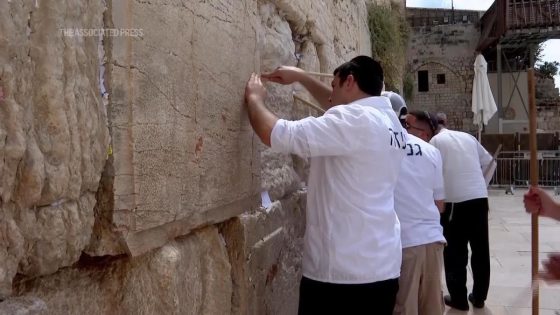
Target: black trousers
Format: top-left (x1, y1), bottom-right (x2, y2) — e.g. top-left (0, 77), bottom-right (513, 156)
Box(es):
top-left (440, 198), bottom-right (490, 304)
top-left (298, 276), bottom-right (399, 315)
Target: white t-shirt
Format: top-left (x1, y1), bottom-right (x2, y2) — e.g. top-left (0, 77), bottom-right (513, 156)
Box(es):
top-left (271, 96), bottom-right (407, 284)
top-left (429, 128), bottom-right (494, 203)
top-left (394, 134), bottom-right (446, 248)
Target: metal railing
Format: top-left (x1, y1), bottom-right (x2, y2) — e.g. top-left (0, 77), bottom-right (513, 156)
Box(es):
top-left (490, 150), bottom-right (560, 188)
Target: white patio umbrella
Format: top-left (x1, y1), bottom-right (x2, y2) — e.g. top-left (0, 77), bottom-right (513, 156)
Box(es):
top-left (472, 54), bottom-right (498, 140)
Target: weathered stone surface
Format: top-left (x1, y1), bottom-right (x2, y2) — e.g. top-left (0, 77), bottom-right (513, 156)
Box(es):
top-left (0, 296), bottom-right (47, 315)
top-left (0, 0), bottom-right (109, 297)
top-left (93, 0), bottom-right (375, 257)
top-left (97, 0), bottom-right (260, 257)
top-left (221, 190), bottom-right (306, 315)
top-left (535, 74), bottom-right (560, 131)
top-left (2, 0), bottom-right (386, 311)
top-left (14, 226), bottom-right (231, 315)
top-left (15, 194), bottom-right (97, 276)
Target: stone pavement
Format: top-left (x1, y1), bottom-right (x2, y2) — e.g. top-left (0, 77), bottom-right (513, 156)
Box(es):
top-left (444, 188), bottom-right (560, 315)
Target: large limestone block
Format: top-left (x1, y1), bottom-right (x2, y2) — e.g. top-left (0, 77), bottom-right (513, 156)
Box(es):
top-left (14, 226), bottom-right (231, 315)
top-left (0, 297), bottom-right (47, 315)
top-left (0, 0), bottom-right (109, 297)
top-left (221, 190), bottom-right (306, 315)
top-left (264, 0), bottom-right (372, 72)
top-left (90, 0), bottom-right (376, 257)
top-left (94, 0), bottom-right (260, 257)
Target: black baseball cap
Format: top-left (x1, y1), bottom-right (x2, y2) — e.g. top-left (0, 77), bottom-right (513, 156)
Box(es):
top-left (408, 110), bottom-right (439, 135)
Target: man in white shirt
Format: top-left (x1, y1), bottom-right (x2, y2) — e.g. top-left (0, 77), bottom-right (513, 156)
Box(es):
top-left (429, 118), bottom-right (496, 311)
top-left (384, 100), bottom-right (446, 315)
top-left (244, 56), bottom-right (407, 314)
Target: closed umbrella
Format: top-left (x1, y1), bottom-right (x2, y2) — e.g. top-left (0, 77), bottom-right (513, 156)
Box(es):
top-left (472, 54), bottom-right (498, 140)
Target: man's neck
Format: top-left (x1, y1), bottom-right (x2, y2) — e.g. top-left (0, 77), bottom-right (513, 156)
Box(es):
top-left (347, 92), bottom-right (373, 104)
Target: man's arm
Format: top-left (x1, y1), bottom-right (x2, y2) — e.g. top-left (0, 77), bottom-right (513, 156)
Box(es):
top-left (261, 66), bottom-right (333, 110)
top-left (435, 200), bottom-right (445, 213)
top-left (297, 75), bottom-right (332, 109)
top-left (245, 73), bottom-right (278, 147)
top-left (476, 140), bottom-right (496, 185)
top-left (433, 149), bottom-right (445, 213)
top-left (244, 73), bottom-right (364, 157)
top-left (524, 186), bottom-right (560, 221)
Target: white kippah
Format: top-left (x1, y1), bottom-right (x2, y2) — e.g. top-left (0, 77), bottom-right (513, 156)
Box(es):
top-left (381, 91), bottom-right (407, 119)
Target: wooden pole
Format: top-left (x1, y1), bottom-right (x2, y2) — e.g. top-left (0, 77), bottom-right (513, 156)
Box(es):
top-left (293, 93), bottom-right (326, 114)
top-left (528, 67), bottom-right (539, 315)
top-left (305, 71), bottom-right (334, 78)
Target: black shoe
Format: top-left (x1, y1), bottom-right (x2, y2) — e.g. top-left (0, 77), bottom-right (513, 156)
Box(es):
top-left (444, 295), bottom-right (469, 311)
top-left (468, 293), bottom-right (485, 308)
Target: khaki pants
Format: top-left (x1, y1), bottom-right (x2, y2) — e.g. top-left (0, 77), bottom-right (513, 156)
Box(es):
top-left (393, 242), bottom-right (445, 315)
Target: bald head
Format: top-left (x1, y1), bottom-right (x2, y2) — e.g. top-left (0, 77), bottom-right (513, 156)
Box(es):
top-left (436, 112), bottom-right (447, 126)
top-left (435, 112), bottom-right (447, 132)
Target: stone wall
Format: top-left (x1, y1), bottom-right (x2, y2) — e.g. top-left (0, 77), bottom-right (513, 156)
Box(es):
top-left (0, 0), bottom-right (382, 313)
top-left (0, 0), bottom-right (110, 298)
top-left (538, 106), bottom-right (560, 131)
top-left (536, 74), bottom-right (560, 105)
top-left (405, 20), bottom-right (480, 132)
top-left (536, 74), bottom-right (560, 130)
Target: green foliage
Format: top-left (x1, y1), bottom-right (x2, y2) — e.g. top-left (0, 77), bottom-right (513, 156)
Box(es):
top-left (403, 72), bottom-right (414, 101)
top-left (367, 3), bottom-right (409, 90)
top-left (534, 43), bottom-right (544, 64)
top-left (537, 61), bottom-right (559, 79)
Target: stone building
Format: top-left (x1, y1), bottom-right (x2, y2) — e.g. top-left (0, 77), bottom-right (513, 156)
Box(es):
top-left (536, 73), bottom-right (560, 131)
top-left (405, 8), bottom-right (484, 132)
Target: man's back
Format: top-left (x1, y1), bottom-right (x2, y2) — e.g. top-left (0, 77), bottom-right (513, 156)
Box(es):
top-left (429, 129), bottom-right (491, 203)
top-left (431, 129), bottom-right (494, 309)
top-left (272, 96), bottom-right (406, 283)
top-left (246, 55), bottom-right (404, 314)
top-left (394, 134), bottom-right (445, 248)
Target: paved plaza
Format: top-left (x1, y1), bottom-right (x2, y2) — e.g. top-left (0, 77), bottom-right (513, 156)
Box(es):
top-left (444, 188), bottom-right (560, 315)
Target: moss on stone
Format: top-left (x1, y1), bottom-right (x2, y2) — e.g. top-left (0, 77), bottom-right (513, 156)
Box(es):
top-left (368, 2), bottom-right (409, 92)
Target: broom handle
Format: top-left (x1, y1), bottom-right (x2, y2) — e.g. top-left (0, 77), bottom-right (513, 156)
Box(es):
top-left (528, 68), bottom-right (539, 315)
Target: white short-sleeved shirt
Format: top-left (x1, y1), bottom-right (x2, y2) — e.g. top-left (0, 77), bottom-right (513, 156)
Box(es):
top-left (394, 135), bottom-right (446, 248)
top-left (271, 96), bottom-right (407, 284)
top-left (429, 129), bottom-right (494, 203)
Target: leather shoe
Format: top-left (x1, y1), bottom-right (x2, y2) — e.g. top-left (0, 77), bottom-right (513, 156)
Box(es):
top-left (444, 295), bottom-right (469, 311)
top-left (468, 293), bottom-right (485, 308)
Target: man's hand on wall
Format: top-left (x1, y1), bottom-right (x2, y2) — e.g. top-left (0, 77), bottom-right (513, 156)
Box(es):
top-left (262, 66), bottom-right (305, 85)
top-left (245, 73), bottom-right (267, 107)
top-left (243, 73), bottom-right (278, 147)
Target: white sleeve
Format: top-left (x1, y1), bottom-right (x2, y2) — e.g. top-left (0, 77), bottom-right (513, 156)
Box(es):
top-left (433, 149), bottom-right (445, 200)
top-left (483, 160), bottom-right (497, 186)
top-left (429, 136), bottom-right (439, 149)
top-left (270, 107), bottom-right (372, 158)
top-left (475, 140), bottom-right (496, 186)
top-left (477, 141), bottom-right (493, 172)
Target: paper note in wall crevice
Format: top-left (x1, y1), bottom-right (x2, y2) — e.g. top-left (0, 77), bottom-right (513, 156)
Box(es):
top-left (260, 191), bottom-right (272, 209)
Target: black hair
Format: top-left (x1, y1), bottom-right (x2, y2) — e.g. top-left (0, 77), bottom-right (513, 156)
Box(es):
top-left (333, 55), bottom-right (384, 96)
top-left (409, 110), bottom-right (439, 136)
